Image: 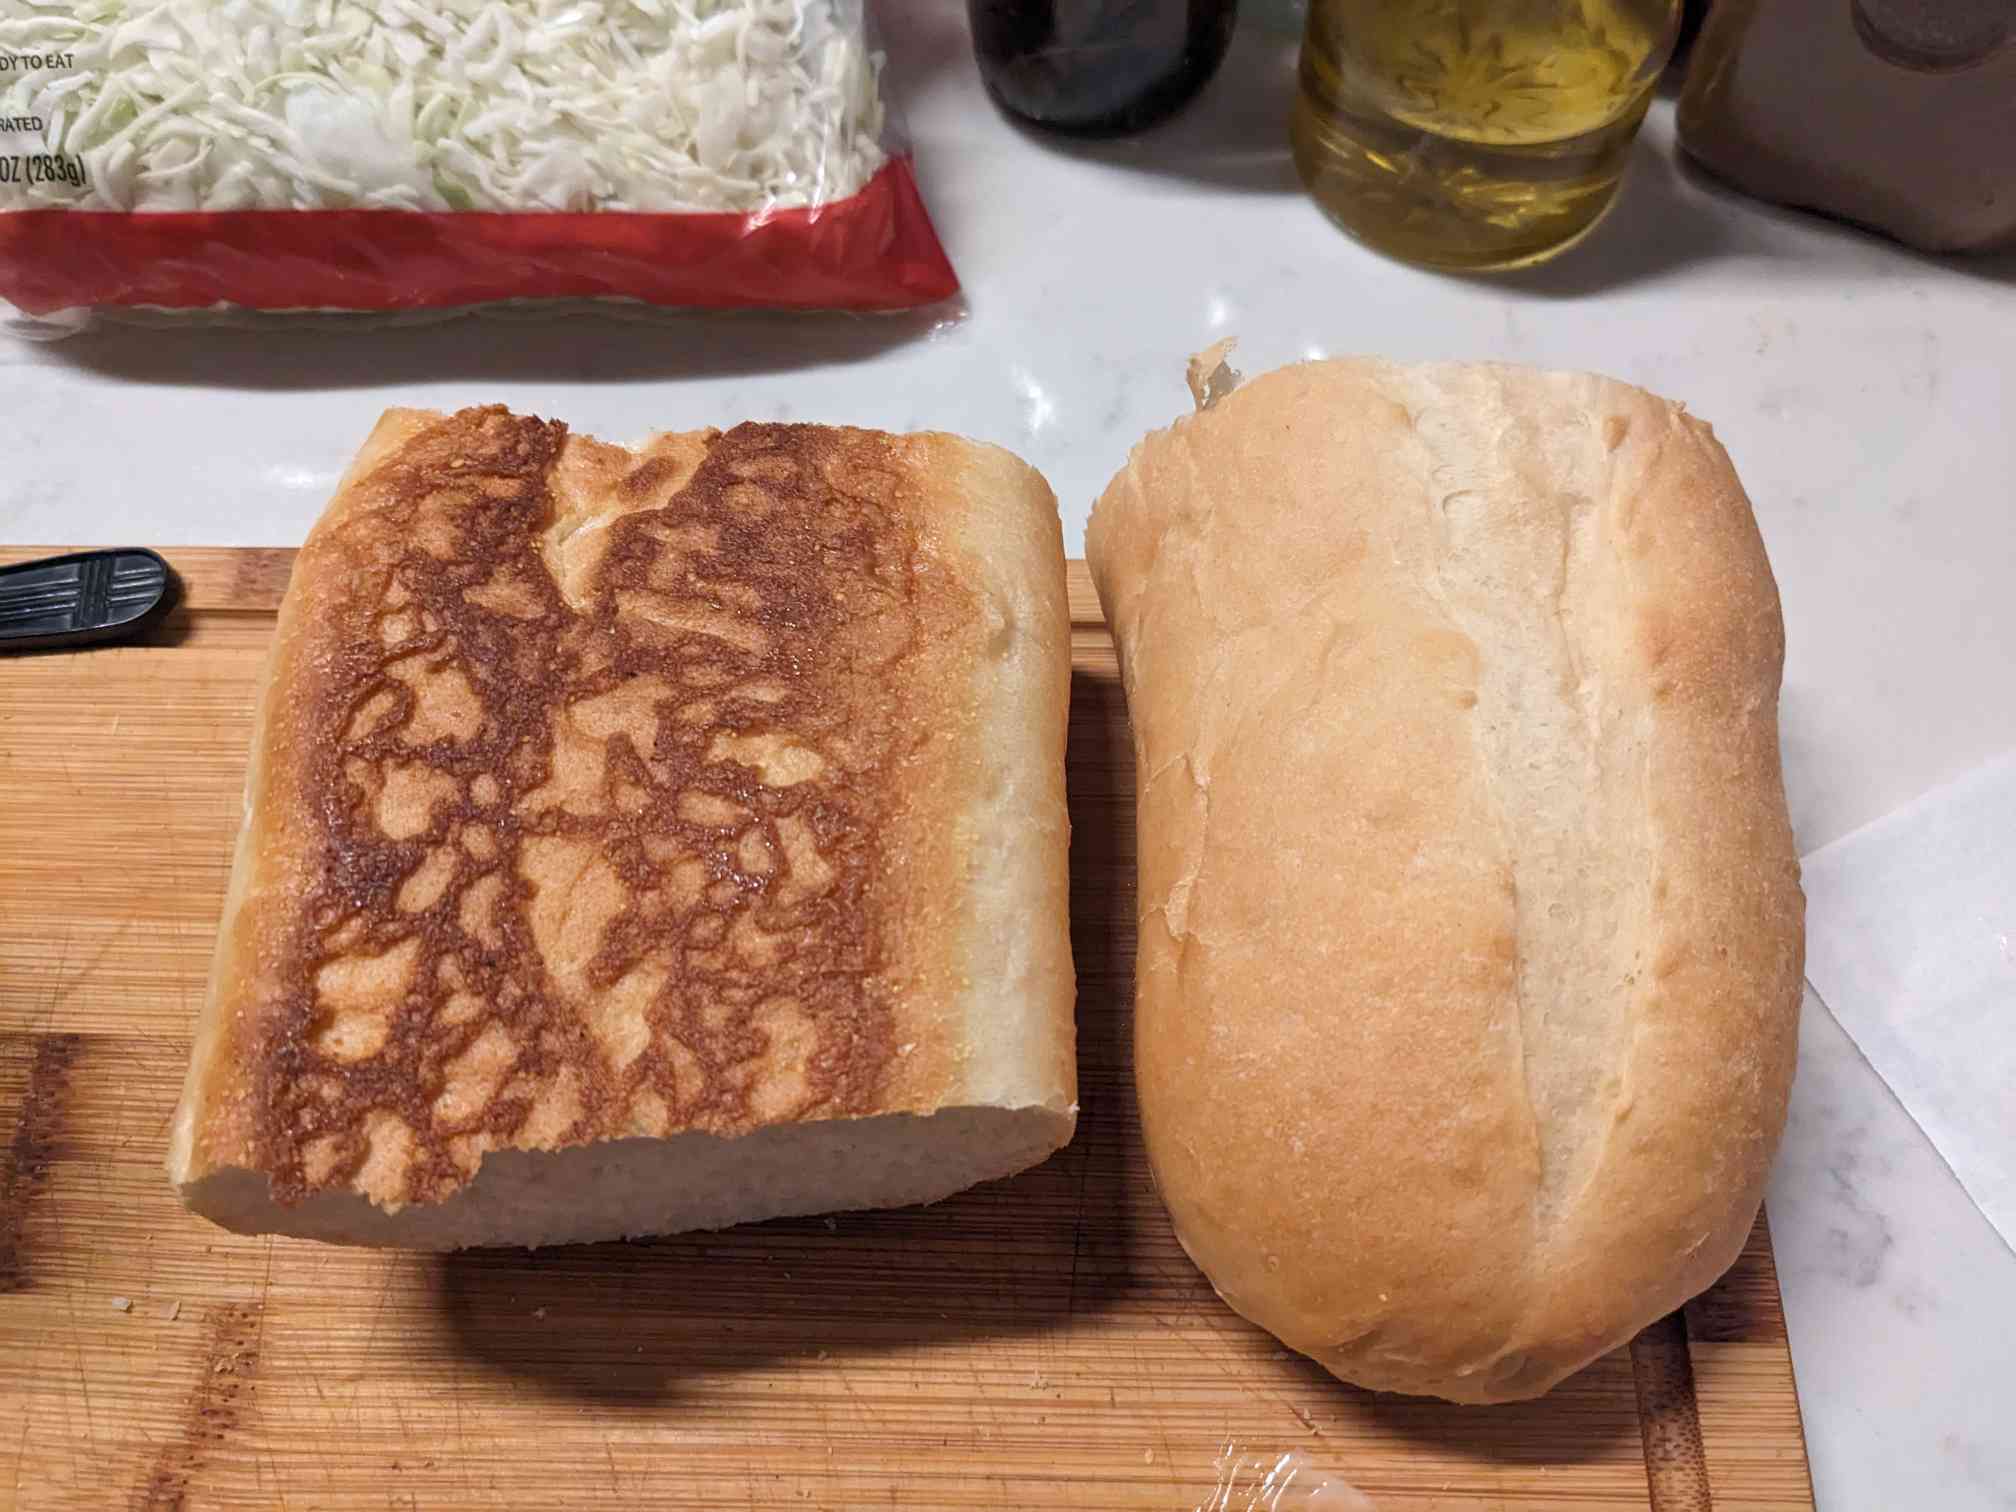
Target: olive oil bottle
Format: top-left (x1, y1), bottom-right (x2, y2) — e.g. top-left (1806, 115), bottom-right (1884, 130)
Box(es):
top-left (1292, 0), bottom-right (1680, 270)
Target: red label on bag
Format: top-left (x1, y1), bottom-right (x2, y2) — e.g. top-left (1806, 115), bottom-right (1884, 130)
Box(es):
top-left (0, 157), bottom-right (957, 317)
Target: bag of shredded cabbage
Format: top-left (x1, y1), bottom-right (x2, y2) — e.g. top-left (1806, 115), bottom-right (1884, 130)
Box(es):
top-left (0, 0), bottom-right (957, 327)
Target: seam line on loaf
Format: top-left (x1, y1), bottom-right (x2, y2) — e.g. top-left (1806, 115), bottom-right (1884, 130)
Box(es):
top-left (1396, 372), bottom-right (1558, 1260)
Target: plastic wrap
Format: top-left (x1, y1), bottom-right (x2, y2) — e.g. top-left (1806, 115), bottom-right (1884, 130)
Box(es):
top-left (0, 0), bottom-right (958, 328)
top-left (1201, 1448), bottom-right (1378, 1511)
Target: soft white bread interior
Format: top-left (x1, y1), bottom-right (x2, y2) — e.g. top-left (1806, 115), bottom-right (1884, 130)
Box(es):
top-left (168, 407), bottom-right (1076, 1249)
top-left (1087, 356), bottom-right (1803, 1403)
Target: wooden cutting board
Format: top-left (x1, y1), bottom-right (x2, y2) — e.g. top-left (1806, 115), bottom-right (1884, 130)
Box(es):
top-left (0, 548), bottom-right (1813, 1512)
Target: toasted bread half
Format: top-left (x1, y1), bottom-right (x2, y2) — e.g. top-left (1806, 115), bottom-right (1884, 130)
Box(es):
top-left (169, 407), bottom-right (1076, 1248)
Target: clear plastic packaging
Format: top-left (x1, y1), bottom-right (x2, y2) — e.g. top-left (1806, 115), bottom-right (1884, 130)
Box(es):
top-left (0, 0), bottom-right (957, 329)
top-left (1203, 1447), bottom-right (1379, 1511)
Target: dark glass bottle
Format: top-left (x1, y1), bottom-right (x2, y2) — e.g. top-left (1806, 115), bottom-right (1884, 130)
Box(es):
top-left (969, 0), bottom-right (1239, 137)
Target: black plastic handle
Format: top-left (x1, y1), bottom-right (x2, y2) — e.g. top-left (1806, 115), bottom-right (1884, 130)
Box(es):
top-left (0, 549), bottom-right (177, 653)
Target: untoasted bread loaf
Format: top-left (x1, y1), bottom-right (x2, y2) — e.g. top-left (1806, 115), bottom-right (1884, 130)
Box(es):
top-left (1088, 358), bottom-right (1803, 1402)
top-left (169, 407), bottom-right (1076, 1248)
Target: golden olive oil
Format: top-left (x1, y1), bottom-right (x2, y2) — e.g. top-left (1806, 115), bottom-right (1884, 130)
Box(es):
top-left (1292, 0), bottom-right (1680, 270)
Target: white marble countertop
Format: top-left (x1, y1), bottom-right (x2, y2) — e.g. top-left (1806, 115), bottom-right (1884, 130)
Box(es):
top-left (3, 5), bottom-right (2013, 1506)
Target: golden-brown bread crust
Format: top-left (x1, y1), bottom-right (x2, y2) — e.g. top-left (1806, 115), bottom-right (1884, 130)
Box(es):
top-left (169, 407), bottom-right (1075, 1233)
top-left (1087, 358), bottom-right (1803, 1403)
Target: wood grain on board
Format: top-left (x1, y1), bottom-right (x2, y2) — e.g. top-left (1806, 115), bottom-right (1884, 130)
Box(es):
top-left (0, 548), bottom-right (1814, 1511)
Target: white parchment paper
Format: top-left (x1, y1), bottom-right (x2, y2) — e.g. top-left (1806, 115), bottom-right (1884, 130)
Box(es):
top-left (1801, 749), bottom-right (2016, 1257)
